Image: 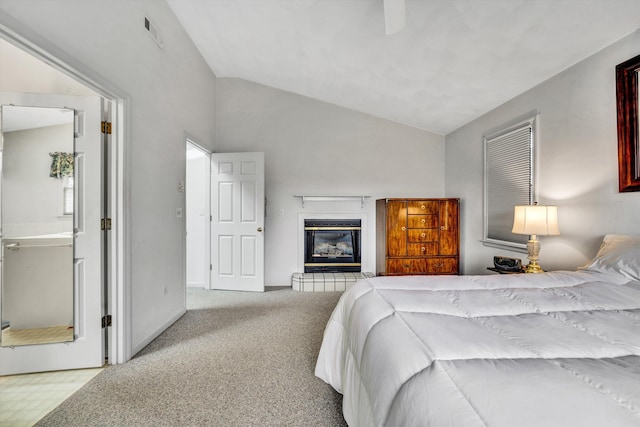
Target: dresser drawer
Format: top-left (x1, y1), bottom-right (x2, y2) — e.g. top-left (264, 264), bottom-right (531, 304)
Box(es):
top-left (424, 257), bottom-right (458, 274)
top-left (386, 257), bottom-right (458, 275)
top-left (407, 201), bottom-right (438, 215)
top-left (386, 259), bottom-right (424, 274)
top-left (407, 229), bottom-right (438, 242)
top-left (407, 215), bottom-right (438, 228)
top-left (407, 243), bottom-right (438, 255)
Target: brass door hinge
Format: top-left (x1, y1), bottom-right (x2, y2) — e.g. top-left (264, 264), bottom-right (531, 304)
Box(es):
top-left (101, 218), bottom-right (112, 231)
top-left (102, 315), bottom-right (112, 328)
top-left (101, 121), bottom-right (112, 135)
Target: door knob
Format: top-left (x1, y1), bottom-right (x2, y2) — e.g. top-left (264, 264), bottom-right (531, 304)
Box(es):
top-left (257, 227), bottom-right (263, 232)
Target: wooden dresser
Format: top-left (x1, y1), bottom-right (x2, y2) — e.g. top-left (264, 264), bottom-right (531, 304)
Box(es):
top-left (376, 198), bottom-right (460, 276)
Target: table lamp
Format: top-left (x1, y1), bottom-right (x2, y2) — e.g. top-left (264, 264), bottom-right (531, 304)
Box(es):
top-left (511, 204), bottom-right (559, 273)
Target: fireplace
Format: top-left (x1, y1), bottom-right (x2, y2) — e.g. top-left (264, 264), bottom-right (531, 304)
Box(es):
top-left (304, 219), bottom-right (361, 273)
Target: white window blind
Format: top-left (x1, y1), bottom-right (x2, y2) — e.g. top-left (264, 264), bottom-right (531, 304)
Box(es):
top-left (484, 116), bottom-right (535, 248)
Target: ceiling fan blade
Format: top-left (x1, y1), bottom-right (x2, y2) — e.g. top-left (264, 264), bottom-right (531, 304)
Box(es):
top-left (383, 0), bottom-right (406, 35)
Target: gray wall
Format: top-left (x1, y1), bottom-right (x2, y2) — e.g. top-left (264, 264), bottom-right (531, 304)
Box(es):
top-left (1, 0), bottom-right (218, 353)
top-left (445, 29), bottom-right (640, 274)
top-left (216, 78), bottom-right (445, 285)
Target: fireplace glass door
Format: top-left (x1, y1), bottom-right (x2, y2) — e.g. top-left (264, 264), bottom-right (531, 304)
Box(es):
top-left (304, 219), bottom-right (361, 272)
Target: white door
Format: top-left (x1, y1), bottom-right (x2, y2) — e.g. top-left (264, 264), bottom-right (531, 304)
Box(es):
top-left (0, 92), bottom-right (104, 375)
top-left (211, 152), bottom-right (265, 292)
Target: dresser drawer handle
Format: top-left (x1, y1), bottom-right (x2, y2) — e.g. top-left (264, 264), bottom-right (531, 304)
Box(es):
top-left (440, 226), bottom-right (446, 230)
top-left (421, 233), bottom-right (426, 238)
top-left (401, 226), bottom-right (406, 231)
top-left (421, 205), bottom-right (426, 209)
top-left (421, 247), bottom-right (426, 252)
top-left (421, 219), bottom-right (426, 224)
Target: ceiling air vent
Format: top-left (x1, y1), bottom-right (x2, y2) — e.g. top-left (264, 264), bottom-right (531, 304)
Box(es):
top-left (144, 16), bottom-right (164, 49)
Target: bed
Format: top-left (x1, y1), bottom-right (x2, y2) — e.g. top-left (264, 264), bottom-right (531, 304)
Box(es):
top-left (315, 234), bottom-right (640, 426)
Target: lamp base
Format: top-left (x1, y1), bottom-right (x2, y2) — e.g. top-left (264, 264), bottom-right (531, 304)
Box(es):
top-left (523, 262), bottom-right (544, 274)
top-left (524, 236), bottom-right (545, 273)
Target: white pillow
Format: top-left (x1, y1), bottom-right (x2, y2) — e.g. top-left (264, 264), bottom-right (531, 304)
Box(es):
top-left (580, 234), bottom-right (640, 282)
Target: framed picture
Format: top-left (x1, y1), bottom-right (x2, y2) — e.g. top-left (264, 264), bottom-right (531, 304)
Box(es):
top-left (616, 54), bottom-right (640, 192)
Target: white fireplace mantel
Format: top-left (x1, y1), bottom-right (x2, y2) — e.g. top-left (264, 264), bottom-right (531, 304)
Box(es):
top-left (294, 195), bottom-right (370, 208)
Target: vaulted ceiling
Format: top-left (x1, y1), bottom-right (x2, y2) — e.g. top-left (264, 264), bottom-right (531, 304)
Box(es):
top-left (167, 0), bottom-right (640, 135)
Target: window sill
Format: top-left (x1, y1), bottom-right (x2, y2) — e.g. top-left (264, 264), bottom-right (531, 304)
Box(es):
top-left (481, 239), bottom-right (527, 253)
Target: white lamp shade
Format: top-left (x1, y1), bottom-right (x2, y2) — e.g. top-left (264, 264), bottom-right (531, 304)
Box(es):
top-left (512, 205), bottom-right (560, 236)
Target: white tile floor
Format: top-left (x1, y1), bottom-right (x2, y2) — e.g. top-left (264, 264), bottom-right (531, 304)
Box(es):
top-left (1, 326), bottom-right (74, 347)
top-left (0, 367), bottom-right (102, 426)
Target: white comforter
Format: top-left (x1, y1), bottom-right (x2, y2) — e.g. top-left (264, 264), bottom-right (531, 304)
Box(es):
top-left (315, 271), bottom-right (640, 427)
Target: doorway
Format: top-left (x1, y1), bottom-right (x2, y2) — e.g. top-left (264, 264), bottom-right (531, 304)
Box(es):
top-left (186, 140), bottom-right (211, 289)
top-left (0, 26), bottom-right (126, 372)
top-left (186, 148), bottom-right (266, 292)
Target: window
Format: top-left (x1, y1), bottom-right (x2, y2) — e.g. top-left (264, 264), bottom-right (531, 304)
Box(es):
top-left (483, 114), bottom-right (537, 249)
top-left (57, 175), bottom-right (74, 218)
top-left (62, 176), bottom-right (74, 215)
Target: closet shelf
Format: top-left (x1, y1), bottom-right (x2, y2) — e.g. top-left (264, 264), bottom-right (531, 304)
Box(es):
top-left (294, 195), bottom-right (370, 208)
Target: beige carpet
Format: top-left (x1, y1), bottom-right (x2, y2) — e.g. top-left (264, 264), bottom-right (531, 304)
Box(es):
top-left (37, 288), bottom-right (347, 426)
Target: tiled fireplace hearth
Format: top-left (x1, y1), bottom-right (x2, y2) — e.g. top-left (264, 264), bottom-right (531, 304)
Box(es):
top-left (291, 272), bottom-right (375, 292)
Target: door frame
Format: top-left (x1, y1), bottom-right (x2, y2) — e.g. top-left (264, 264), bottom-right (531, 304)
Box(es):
top-left (0, 19), bottom-right (131, 364)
